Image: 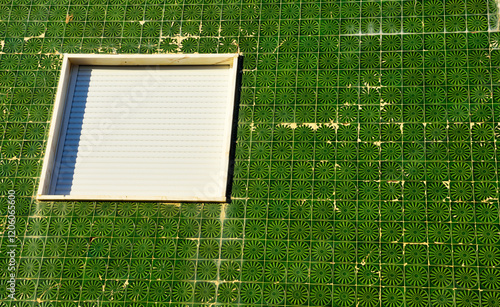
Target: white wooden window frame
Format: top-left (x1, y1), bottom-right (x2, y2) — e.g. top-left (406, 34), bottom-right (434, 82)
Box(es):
top-left (37, 53), bottom-right (240, 202)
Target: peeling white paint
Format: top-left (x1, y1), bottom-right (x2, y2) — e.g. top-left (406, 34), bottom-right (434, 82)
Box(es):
top-left (442, 180), bottom-right (450, 189)
top-left (24, 32), bottom-right (45, 41)
top-left (281, 122), bottom-right (297, 129)
top-left (302, 122), bottom-right (319, 130)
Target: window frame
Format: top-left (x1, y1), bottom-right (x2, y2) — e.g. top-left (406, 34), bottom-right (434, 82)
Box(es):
top-left (37, 53), bottom-right (240, 202)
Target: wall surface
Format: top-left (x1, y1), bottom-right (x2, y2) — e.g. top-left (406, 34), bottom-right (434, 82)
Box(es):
top-left (1, 0), bottom-right (500, 306)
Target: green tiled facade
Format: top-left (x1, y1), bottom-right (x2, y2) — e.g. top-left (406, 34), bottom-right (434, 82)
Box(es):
top-left (2, 0), bottom-right (500, 306)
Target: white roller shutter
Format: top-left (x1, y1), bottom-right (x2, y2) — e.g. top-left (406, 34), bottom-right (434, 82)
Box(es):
top-left (42, 59), bottom-right (238, 201)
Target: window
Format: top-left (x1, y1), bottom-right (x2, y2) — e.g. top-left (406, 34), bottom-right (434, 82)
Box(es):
top-left (38, 54), bottom-right (240, 202)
